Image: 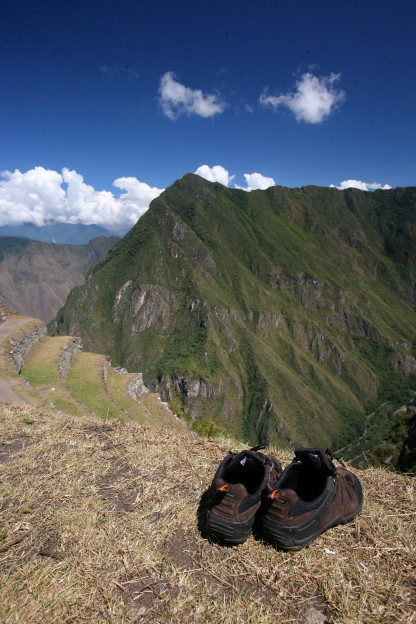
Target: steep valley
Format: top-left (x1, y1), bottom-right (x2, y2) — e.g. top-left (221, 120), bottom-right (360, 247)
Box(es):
top-left (54, 175), bottom-right (416, 456)
top-left (0, 235), bottom-right (118, 322)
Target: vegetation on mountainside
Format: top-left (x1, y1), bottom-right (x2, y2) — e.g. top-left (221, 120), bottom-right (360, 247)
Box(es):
top-left (367, 406), bottom-right (416, 474)
top-left (54, 176), bottom-right (416, 458)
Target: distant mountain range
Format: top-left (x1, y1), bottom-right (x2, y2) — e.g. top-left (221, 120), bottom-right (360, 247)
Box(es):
top-left (0, 235), bottom-right (118, 321)
top-left (53, 175), bottom-right (416, 459)
top-left (0, 222), bottom-right (129, 244)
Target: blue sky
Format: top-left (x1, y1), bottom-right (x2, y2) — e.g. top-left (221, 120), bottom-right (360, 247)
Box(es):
top-left (1, 0), bottom-right (415, 228)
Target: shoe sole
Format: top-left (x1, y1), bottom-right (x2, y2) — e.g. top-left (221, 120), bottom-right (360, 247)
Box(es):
top-left (206, 511), bottom-right (255, 545)
top-left (262, 498), bottom-right (363, 551)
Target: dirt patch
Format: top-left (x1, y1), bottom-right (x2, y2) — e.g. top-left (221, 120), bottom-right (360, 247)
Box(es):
top-left (83, 423), bottom-right (126, 452)
top-left (161, 526), bottom-right (202, 569)
top-left (38, 531), bottom-right (65, 560)
top-left (118, 572), bottom-right (178, 617)
top-left (82, 423), bottom-right (117, 435)
top-left (0, 434), bottom-right (32, 463)
top-left (0, 381), bottom-right (26, 404)
top-left (0, 497), bottom-right (12, 514)
top-left (95, 461), bottom-right (136, 511)
top-left (97, 461), bottom-right (133, 485)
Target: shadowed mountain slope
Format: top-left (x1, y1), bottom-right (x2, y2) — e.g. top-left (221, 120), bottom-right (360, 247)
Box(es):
top-left (0, 222), bottom-right (127, 244)
top-left (0, 236), bottom-right (118, 322)
top-left (54, 175), bottom-right (416, 453)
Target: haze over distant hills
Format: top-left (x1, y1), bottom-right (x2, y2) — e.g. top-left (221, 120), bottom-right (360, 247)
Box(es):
top-left (0, 235), bottom-right (118, 321)
top-left (0, 222), bottom-right (129, 245)
top-left (54, 174), bottom-right (416, 458)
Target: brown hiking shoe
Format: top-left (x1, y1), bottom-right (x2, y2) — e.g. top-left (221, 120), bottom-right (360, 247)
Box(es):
top-left (206, 447), bottom-right (282, 544)
top-left (261, 448), bottom-right (363, 550)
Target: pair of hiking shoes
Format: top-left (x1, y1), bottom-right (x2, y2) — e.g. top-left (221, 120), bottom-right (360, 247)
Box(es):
top-left (206, 446), bottom-right (363, 550)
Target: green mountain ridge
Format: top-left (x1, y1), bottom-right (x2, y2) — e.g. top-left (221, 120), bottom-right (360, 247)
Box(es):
top-left (54, 175), bottom-right (416, 456)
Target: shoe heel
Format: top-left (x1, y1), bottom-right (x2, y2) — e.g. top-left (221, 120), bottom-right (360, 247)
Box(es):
top-left (207, 512), bottom-right (255, 544)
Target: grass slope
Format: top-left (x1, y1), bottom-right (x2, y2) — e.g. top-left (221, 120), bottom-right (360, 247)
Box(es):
top-left (1, 316), bottom-right (182, 432)
top-left (0, 316), bottom-right (48, 406)
top-left (106, 368), bottom-right (185, 429)
top-left (67, 351), bottom-right (125, 421)
top-left (22, 335), bottom-right (92, 417)
top-left (0, 403), bottom-right (414, 624)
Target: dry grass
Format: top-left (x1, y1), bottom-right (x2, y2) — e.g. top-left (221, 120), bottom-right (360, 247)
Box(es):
top-left (0, 403), bottom-right (415, 624)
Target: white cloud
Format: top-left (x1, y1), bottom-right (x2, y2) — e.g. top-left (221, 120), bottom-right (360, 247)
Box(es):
top-left (159, 71), bottom-right (226, 119)
top-left (195, 166), bottom-right (275, 191)
top-left (330, 179), bottom-right (392, 191)
top-left (195, 165), bottom-right (234, 186)
top-left (0, 168), bottom-right (67, 227)
top-left (235, 172), bottom-right (276, 191)
top-left (113, 177), bottom-right (164, 217)
top-left (260, 72), bottom-right (345, 124)
top-left (0, 167), bottom-right (164, 229)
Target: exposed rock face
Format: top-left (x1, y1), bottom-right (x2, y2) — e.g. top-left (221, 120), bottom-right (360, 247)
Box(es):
top-left (58, 338), bottom-right (83, 380)
top-left (11, 323), bottom-right (47, 373)
top-left (54, 176), bottom-right (416, 452)
top-left (131, 285), bottom-right (176, 333)
top-left (392, 353), bottom-right (416, 376)
top-left (127, 373), bottom-right (149, 401)
top-left (157, 375), bottom-right (220, 401)
top-left (113, 281), bottom-right (178, 332)
top-left (112, 281), bottom-right (133, 321)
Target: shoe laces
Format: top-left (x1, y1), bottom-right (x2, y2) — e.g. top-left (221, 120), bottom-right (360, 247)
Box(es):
top-left (325, 447), bottom-right (346, 467)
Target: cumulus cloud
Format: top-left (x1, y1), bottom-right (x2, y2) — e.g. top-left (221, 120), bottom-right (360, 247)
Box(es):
top-left (330, 179), bottom-right (392, 191)
top-left (194, 165), bottom-right (234, 186)
top-left (195, 165), bottom-right (275, 191)
top-left (159, 71), bottom-right (226, 119)
top-left (0, 167), bottom-right (164, 229)
top-left (235, 172), bottom-right (276, 191)
top-left (260, 72), bottom-right (345, 124)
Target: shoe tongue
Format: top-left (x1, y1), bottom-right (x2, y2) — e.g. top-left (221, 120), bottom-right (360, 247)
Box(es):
top-left (227, 450), bottom-right (263, 477)
top-left (294, 448), bottom-right (336, 475)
